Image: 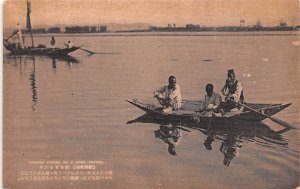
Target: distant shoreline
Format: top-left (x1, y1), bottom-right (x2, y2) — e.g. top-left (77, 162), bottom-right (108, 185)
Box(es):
top-left (10, 31), bottom-right (299, 38)
top-left (4, 24), bottom-right (300, 37)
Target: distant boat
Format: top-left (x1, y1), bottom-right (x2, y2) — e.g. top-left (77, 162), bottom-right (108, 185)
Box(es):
top-left (3, 0), bottom-right (79, 58)
top-left (3, 41), bottom-right (79, 57)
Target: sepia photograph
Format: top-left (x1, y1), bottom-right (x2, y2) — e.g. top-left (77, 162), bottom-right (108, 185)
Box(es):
top-left (2, 0), bottom-right (300, 188)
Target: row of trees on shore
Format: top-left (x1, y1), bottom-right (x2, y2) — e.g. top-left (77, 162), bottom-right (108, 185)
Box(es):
top-left (22, 21), bottom-right (299, 34)
top-left (24, 25), bottom-right (107, 34)
top-left (149, 20), bottom-right (299, 32)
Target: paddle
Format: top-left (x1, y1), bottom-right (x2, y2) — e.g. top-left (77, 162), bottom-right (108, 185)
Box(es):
top-left (79, 47), bottom-right (96, 54)
top-left (228, 99), bottom-right (296, 129)
top-left (78, 47), bottom-right (120, 55)
top-left (176, 126), bottom-right (191, 132)
top-left (63, 43), bottom-right (96, 55)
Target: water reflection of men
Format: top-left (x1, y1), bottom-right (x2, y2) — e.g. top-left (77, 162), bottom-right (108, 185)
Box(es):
top-left (203, 127), bottom-right (216, 150)
top-left (154, 125), bottom-right (182, 156)
top-left (219, 134), bottom-right (243, 166)
top-left (52, 58), bottom-right (57, 71)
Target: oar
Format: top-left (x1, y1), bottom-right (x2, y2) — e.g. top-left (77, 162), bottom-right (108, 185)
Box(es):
top-left (228, 99), bottom-right (296, 129)
top-left (79, 47), bottom-right (120, 55)
top-left (5, 30), bottom-right (18, 42)
top-left (64, 43), bottom-right (95, 54)
top-left (79, 47), bottom-right (96, 54)
top-left (176, 126), bottom-right (191, 132)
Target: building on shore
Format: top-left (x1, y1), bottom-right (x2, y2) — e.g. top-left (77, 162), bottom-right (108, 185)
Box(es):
top-left (48, 27), bottom-right (61, 33)
top-left (148, 22), bottom-right (299, 32)
top-left (65, 25), bottom-right (107, 33)
top-left (32, 28), bottom-right (47, 33)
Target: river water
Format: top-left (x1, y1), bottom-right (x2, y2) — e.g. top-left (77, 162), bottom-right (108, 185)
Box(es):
top-left (3, 32), bottom-right (300, 189)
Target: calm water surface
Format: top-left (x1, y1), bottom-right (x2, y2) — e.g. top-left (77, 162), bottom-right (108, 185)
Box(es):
top-left (3, 32), bottom-right (300, 189)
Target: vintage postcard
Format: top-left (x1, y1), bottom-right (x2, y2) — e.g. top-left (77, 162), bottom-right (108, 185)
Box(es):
top-left (2, 0), bottom-right (299, 188)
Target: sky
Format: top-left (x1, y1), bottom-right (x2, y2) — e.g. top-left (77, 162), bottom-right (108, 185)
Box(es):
top-left (3, 0), bottom-right (300, 28)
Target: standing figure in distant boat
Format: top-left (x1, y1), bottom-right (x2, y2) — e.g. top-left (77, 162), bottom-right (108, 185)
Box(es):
top-left (50, 36), bottom-right (56, 49)
top-left (67, 41), bottom-right (72, 48)
top-left (200, 84), bottom-right (222, 116)
top-left (16, 23), bottom-right (24, 49)
top-left (221, 69), bottom-right (244, 112)
top-left (154, 76), bottom-right (182, 113)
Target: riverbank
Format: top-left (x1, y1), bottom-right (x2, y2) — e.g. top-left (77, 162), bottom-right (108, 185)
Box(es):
top-left (4, 31), bottom-right (299, 38)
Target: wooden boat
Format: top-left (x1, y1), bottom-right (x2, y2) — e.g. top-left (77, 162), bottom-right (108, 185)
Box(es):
top-left (126, 99), bottom-right (292, 125)
top-left (3, 41), bottom-right (79, 57)
top-left (3, 0), bottom-right (79, 58)
top-left (126, 100), bottom-right (291, 165)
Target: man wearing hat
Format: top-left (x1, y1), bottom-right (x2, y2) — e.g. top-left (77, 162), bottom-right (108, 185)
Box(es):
top-left (221, 69), bottom-right (244, 111)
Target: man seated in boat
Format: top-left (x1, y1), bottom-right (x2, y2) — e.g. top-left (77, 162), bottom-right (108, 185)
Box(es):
top-left (154, 76), bottom-right (182, 113)
top-left (221, 69), bottom-right (244, 112)
top-left (67, 41), bottom-right (72, 48)
top-left (203, 84), bottom-right (222, 113)
top-left (198, 84), bottom-right (222, 117)
top-left (50, 36), bottom-right (56, 49)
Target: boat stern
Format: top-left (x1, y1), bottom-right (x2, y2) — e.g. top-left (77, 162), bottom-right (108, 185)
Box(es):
top-left (240, 103), bottom-right (292, 122)
top-left (263, 103), bottom-right (292, 116)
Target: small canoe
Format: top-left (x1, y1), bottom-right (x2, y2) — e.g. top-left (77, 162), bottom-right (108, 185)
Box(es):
top-left (126, 99), bottom-right (292, 124)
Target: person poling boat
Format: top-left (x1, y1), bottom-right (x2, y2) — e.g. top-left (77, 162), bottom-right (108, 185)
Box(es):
top-left (4, 23), bottom-right (25, 50)
top-left (221, 69), bottom-right (244, 112)
top-left (3, 0), bottom-right (79, 57)
top-left (16, 23), bottom-right (25, 49)
top-left (63, 42), bottom-right (98, 55)
top-left (154, 76), bottom-right (182, 113)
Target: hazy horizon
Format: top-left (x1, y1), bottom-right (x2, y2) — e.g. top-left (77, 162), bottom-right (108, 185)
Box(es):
top-left (4, 0), bottom-right (300, 29)
top-left (3, 21), bottom-right (300, 30)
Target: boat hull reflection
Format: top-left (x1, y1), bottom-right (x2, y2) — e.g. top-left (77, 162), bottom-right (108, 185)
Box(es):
top-left (127, 113), bottom-right (290, 166)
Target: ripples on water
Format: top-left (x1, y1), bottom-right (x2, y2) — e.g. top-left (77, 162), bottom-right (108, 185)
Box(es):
top-left (127, 113), bottom-right (291, 158)
top-left (3, 33), bottom-right (299, 189)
